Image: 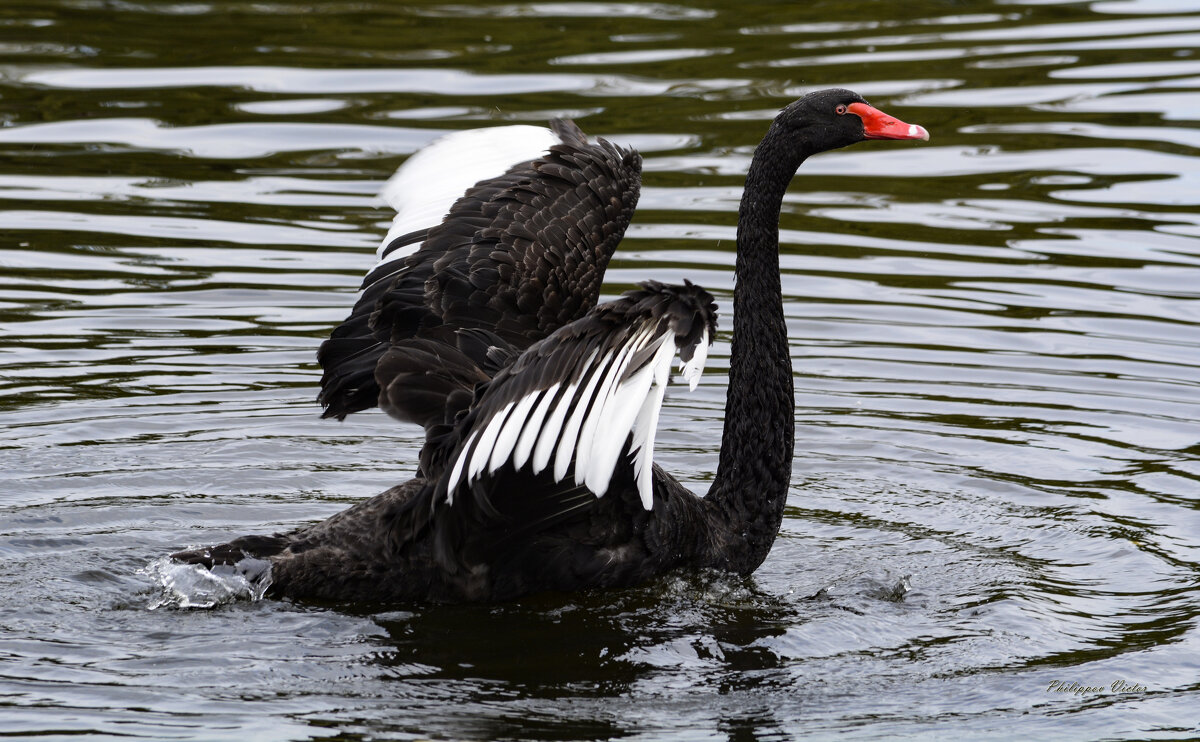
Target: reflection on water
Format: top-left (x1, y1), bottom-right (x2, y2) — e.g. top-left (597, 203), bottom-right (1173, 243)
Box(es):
top-left (1, 0), bottom-right (1199, 739)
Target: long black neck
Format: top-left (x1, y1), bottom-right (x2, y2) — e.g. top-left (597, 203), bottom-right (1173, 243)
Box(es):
top-left (702, 122), bottom-right (809, 574)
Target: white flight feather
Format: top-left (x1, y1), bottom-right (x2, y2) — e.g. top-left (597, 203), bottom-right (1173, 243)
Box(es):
top-left (476, 400), bottom-right (518, 476)
top-left (630, 378), bottom-right (667, 509)
top-left (572, 339), bottom-right (640, 488)
top-left (679, 327), bottom-right (708, 392)
top-left (468, 401), bottom-right (513, 484)
top-left (627, 338), bottom-right (679, 508)
top-left (651, 337), bottom-right (672, 386)
top-left (584, 349), bottom-right (659, 498)
top-left (531, 371), bottom-right (585, 475)
top-left (444, 429), bottom-right (477, 503)
top-left (553, 350), bottom-right (618, 482)
top-left (530, 347), bottom-right (597, 474)
top-left (513, 383), bottom-right (559, 470)
top-left (491, 392), bottom-right (539, 473)
top-left (375, 125), bottom-right (561, 268)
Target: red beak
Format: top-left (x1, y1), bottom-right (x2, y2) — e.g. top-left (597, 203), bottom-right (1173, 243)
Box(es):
top-left (847, 102), bottom-right (929, 141)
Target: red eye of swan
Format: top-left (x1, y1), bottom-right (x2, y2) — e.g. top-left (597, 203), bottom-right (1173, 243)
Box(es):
top-left (836, 104), bottom-right (847, 115)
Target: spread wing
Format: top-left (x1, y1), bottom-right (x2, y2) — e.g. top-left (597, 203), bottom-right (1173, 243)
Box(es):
top-left (317, 120), bottom-right (643, 440)
top-left (391, 281), bottom-right (717, 570)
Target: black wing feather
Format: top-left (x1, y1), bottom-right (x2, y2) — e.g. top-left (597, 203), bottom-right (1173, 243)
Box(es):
top-left (317, 121), bottom-right (642, 444)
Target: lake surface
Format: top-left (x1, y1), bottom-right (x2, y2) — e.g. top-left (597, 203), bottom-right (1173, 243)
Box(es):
top-left (2, 0), bottom-right (1199, 739)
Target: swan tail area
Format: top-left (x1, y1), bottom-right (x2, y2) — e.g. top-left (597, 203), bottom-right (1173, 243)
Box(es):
top-left (317, 120), bottom-right (642, 425)
top-left (387, 281), bottom-right (716, 576)
top-left (170, 534), bottom-right (290, 568)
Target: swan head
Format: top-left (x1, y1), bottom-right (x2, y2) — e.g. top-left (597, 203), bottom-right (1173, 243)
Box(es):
top-left (776, 88), bottom-right (929, 151)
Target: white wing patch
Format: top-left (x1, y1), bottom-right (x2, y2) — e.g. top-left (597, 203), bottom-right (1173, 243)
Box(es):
top-left (679, 327), bottom-right (708, 392)
top-left (374, 125), bottom-right (561, 269)
top-left (444, 324), bottom-right (708, 510)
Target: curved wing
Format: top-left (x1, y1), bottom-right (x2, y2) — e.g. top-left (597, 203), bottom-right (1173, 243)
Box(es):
top-left (317, 120), bottom-right (643, 430)
top-left (393, 281), bottom-right (715, 572)
top-left (438, 281), bottom-right (714, 510)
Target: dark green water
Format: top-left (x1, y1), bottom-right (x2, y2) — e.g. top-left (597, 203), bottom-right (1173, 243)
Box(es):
top-left (2, 0), bottom-right (1199, 739)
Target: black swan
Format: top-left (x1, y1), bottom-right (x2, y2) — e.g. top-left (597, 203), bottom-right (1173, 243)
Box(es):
top-left (171, 89), bottom-right (928, 603)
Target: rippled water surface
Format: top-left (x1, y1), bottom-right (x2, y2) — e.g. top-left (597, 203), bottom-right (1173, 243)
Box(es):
top-left (2, 0), bottom-right (1199, 739)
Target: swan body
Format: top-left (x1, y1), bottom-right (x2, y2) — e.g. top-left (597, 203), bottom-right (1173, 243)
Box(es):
top-left (172, 90), bottom-right (928, 603)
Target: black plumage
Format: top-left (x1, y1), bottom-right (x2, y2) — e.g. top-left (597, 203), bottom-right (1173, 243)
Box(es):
top-left (317, 119), bottom-right (641, 437)
top-left (172, 89), bottom-right (928, 603)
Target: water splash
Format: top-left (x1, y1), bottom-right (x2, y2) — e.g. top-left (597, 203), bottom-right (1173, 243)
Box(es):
top-left (141, 555), bottom-right (273, 609)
